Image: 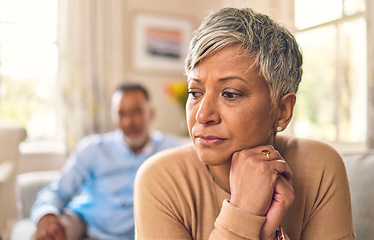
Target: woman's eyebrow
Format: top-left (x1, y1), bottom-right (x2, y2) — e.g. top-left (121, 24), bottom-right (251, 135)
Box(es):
top-left (187, 78), bottom-right (201, 83)
top-left (188, 76), bottom-right (249, 85)
top-left (218, 76), bottom-right (249, 85)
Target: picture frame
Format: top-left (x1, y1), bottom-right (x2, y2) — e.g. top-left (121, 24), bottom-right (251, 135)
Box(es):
top-left (132, 12), bottom-right (193, 73)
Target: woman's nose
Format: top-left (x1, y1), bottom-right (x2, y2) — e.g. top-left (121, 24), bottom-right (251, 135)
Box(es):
top-left (195, 94), bottom-right (221, 125)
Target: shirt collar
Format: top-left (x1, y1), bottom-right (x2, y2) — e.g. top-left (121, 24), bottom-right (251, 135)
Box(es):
top-left (116, 130), bottom-right (155, 156)
top-left (141, 138), bottom-right (155, 156)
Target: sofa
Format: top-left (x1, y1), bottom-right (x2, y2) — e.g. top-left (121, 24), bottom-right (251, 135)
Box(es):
top-left (0, 123), bottom-right (27, 238)
top-left (10, 170), bottom-right (59, 240)
top-left (341, 151), bottom-right (374, 239)
top-left (8, 150), bottom-right (374, 240)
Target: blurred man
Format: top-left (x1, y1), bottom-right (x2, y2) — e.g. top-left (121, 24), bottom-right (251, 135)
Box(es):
top-left (31, 83), bottom-right (182, 240)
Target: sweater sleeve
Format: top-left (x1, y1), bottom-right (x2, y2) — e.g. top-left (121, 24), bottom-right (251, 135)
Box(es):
top-left (211, 200), bottom-right (294, 240)
top-left (209, 199), bottom-right (266, 239)
top-left (134, 147), bottom-right (280, 240)
top-left (134, 170), bottom-right (269, 240)
top-left (297, 141), bottom-right (355, 239)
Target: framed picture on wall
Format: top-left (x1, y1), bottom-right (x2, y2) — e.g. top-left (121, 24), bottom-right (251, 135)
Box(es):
top-left (132, 12), bottom-right (193, 73)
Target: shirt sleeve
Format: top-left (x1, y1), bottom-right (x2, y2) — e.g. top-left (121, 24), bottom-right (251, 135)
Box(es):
top-left (30, 141), bottom-right (92, 224)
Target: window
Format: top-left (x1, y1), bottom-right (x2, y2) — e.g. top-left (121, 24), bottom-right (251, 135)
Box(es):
top-left (293, 0), bottom-right (367, 144)
top-left (0, 0), bottom-right (59, 141)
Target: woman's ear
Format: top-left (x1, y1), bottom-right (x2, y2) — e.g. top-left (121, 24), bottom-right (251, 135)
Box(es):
top-left (274, 93), bottom-right (296, 132)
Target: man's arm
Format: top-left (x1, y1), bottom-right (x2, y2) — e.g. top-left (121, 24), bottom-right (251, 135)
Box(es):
top-left (31, 142), bottom-right (93, 239)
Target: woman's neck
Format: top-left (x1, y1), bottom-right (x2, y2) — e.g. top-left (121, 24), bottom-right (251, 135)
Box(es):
top-left (208, 162), bottom-right (231, 193)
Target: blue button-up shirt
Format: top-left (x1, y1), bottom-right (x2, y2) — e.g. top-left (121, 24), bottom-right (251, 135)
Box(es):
top-left (31, 130), bottom-right (182, 239)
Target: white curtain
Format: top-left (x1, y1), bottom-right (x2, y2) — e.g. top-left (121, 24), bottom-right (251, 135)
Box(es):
top-left (367, 0), bottom-right (374, 149)
top-left (57, 0), bottom-right (125, 150)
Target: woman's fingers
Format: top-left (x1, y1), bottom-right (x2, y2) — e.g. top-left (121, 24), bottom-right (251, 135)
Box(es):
top-left (232, 146), bottom-right (293, 180)
top-left (229, 145), bottom-right (294, 239)
top-left (261, 175), bottom-right (295, 239)
top-left (276, 172), bottom-right (294, 193)
top-left (272, 159), bottom-right (293, 180)
top-left (229, 145), bottom-right (293, 216)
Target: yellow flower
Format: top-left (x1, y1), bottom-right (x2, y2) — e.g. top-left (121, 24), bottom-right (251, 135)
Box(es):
top-left (165, 80), bottom-right (188, 110)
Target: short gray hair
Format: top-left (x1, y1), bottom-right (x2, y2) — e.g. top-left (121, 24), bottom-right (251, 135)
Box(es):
top-left (185, 7), bottom-right (303, 105)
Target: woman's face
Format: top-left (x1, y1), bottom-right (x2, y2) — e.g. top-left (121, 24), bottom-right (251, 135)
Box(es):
top-left (186, 45), bottom-right (276, 166)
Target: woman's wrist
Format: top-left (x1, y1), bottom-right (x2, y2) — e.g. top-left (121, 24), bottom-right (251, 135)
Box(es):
top-left (263, 226), bottom-right (284, 240)
top-left (261, 230), bottom-right (276, 240)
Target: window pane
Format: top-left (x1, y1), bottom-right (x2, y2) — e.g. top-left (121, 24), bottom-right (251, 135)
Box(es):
top-left (0, 0), bottom-right (58, 26)
top-left (293, 18), bottom-right (367, 143)
top-left (295, 0), bottom-right (343, 29)
top-left (339, 18), bottom-right (367, 142)
top-left (294, 26), bottom-right (338, 141)
top-left (0, 0), bottom-right (57, 42)
top-left (0, 44), bottom-right (58, 140)
top-left (344, 0), bottom-right (366, 16)
top-left (1, 43), bottom-right (57, 79)
top-left (0, 75), bottom-right (57, 139)
top-left (0, 0), bottom-right (59, 140)
top-left (0, 22), bottom-right (56, 42)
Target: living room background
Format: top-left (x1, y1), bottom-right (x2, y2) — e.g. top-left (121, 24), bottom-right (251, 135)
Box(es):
top-left (0, 0), bottom-right (373, 160)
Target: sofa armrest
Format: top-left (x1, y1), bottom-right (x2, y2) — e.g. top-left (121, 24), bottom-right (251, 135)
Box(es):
top-left (16, 171), bottom-right (59, 219)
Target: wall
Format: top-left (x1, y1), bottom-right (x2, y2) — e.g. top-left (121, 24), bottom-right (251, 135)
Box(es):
top-left (121, 0), bottom-right (222, 136)
top-left (17, 0), bottom-right (295, 174)
top-left (118, 0), bottom-right (292, 136)
top-left (17, 0), bottom-right (294, 173)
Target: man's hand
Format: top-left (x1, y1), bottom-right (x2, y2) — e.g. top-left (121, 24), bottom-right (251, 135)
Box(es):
top-left (35, 214), bottom-right (66, 240)
top-left (229, 145), bottom-right (294, 240)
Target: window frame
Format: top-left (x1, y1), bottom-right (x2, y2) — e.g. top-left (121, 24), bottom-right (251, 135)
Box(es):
top-left (292, 0), bottom-right (371, 151)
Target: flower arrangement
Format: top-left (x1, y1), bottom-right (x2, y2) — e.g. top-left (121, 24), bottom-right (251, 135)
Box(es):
top-left (165, 80), bottom-right (188, 111)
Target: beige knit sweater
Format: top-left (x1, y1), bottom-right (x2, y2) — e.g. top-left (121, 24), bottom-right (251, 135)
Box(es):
top-left (134, 135), bottom-right (355, 239)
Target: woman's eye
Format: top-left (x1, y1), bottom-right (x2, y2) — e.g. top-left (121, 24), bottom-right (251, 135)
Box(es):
top-left (187, 91), bottom-right (202, 99)
top-left (222, 91), bottom-right (238, 99)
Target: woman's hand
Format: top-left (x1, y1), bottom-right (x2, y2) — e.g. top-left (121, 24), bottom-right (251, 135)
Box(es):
top-left (229, 145), bottom-right (294, 239)
top-left (261, 174), bottom-right (294, 239)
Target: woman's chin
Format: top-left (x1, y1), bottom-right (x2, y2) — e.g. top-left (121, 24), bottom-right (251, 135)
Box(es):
top-left (193, 142), bottom-right (236, 166)
top-left (196, 151), bottom-right (232, 166)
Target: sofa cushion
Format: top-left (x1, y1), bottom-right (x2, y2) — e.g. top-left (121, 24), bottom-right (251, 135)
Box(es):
top-left (10, 219), bottom-right (35, 240)
top-left (341, 151), bottom-right (374, 240)
top-left (16, 170), bottom-right (59, 219)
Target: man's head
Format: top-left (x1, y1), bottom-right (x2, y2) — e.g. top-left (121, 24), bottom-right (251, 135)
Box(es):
top-left (185, 7), bottom-right (303, 107)
top-left (111, 83), bottom-right (155, 153)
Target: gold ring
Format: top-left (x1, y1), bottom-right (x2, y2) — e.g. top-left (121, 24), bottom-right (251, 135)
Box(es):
top-left (261, 149), bottom-right (271, 160)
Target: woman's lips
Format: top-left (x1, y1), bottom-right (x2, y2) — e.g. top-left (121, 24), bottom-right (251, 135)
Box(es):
top-left (195, 136), bottom-right (226, 146)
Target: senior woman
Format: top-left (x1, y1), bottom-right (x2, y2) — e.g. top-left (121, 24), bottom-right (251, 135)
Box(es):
top-left (134, 7), bottom-right (355, 240)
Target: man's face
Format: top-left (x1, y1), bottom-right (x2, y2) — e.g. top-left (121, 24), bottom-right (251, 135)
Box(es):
top-left (111, 90), bottom-right (154, 149)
